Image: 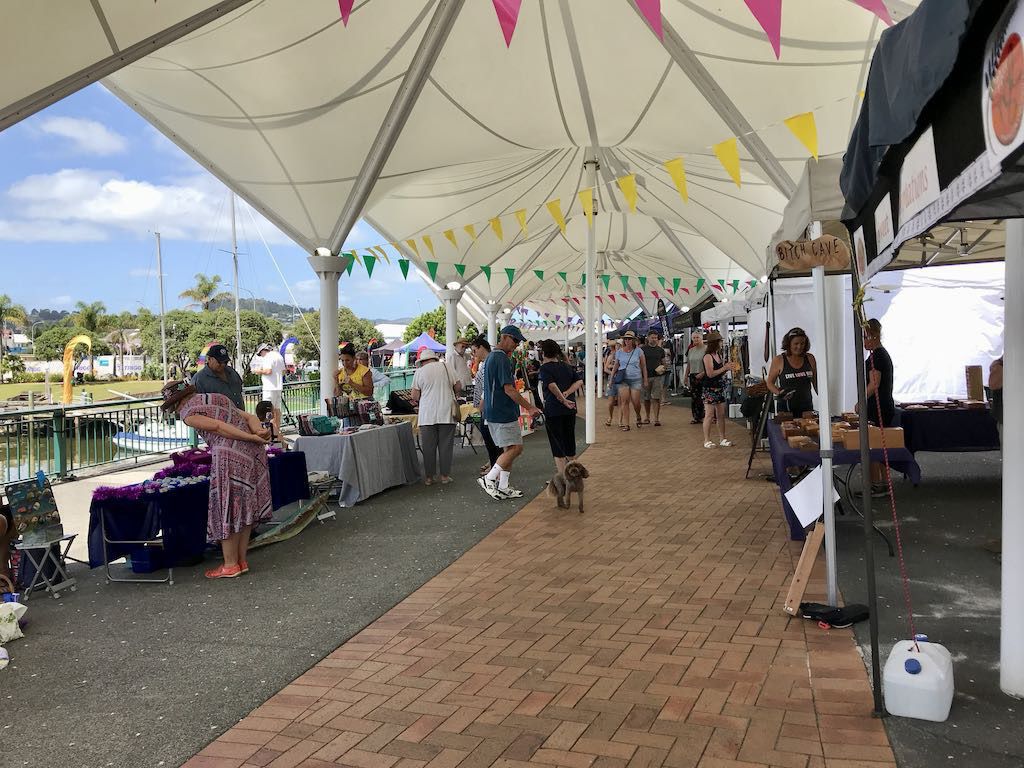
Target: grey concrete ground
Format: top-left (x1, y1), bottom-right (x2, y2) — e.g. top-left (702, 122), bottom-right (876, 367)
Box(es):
top-left (830, 449), bottom-right (1021, 768)
top-left (4, 423), bottom-right (582, 768)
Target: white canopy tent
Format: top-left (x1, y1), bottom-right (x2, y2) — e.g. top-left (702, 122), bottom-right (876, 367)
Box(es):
top-left (1, 0), bottom-right (923, 433)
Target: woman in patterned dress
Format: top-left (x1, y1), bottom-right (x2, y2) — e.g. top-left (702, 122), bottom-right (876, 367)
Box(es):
top-left (160, 381), bottom-right (273, 579)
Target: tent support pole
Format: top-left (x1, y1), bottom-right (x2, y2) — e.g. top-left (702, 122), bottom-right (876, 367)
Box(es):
top-left (327, 0), bottom-right (467, 253)
top-left (1002, 220), bottom-right (1024, 697)
top-left (849, 257), bottom-right (884, 716)
top-left (809, 221), bottom-right (838, 606)
top-left (584, 157), bottom-right (599, 445)
top-left (439, 289), bottom-right (464, 349)
top-left (308, 252), bottom-right (352, 414)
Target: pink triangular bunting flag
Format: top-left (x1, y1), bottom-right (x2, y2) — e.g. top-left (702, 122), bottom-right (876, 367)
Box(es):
top-left (492, 0), bottom-right (523, 47)
top-left (851, 0), bottom-right (893, 26)
top-left (744, 0), bottom-right (783, 59)
top-left (339, 0), bottom-right (354, 26)
top-left (634, 0), bottom-right (663, 40)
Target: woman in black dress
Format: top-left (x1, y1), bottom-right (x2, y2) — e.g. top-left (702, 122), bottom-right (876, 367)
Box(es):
top-left (766, 327), bottom-right (818, 417)
top-left (861, 319), bottom-right (895, 427)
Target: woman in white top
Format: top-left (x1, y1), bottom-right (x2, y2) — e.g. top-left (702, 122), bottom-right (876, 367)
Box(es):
top-left (411, 349), bottom-right (462, 485)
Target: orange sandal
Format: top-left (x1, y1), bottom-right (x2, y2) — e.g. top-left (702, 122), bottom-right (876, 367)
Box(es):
top-left (205, 564), bottom-right (242, 579)
top-left (239, 561), bottom-right (249, 574)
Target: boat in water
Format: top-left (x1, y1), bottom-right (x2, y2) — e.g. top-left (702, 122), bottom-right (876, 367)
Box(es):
top-left (112, 420), bottom-right (198, 452)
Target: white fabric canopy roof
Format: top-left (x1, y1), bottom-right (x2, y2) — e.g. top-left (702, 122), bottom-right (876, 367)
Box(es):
top-left (3, 0), bottom-right (923, 313)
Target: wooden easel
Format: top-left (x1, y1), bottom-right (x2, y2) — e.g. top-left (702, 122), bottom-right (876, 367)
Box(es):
top-left (784, 522), bottom-right (825, 615)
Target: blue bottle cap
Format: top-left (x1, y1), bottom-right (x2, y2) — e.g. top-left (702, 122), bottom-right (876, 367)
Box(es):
top-left (905, 658), bottom-right (922, 675)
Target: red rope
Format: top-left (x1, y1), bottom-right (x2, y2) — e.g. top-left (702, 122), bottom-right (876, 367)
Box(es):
top-left (868, 350), bottom-right (919, 652)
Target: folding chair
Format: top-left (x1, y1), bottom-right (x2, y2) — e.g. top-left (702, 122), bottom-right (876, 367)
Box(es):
top-left (5, 477), bottom-right (78, 600)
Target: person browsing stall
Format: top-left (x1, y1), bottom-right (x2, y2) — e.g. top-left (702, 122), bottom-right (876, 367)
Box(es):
top-left (684, 332), bottom-right (706, 424)
top-left (336, 343), bottom-right (373, 398)
top-left (192, 343), bottom-right (245, 410)
top-left (609, 331), bottom-right (647, 431)
top-left (701, 331), bottom-right (735, 448)
top-left (411, 349), bottom-right (461, 486)
top-left (446, 337), bottom-right (474, 388)
top-left (161, 381), bottom-right (272, 579)
top-left (356, 351), bottom-right (391, 390)
top-left (478, 325), bottom-right (541, 500)
top-left (861, 319), bottom-right (895, 427)
top-left (766, 327), bottom-right (818, 417)
top-left (470, 335), bottom-right (501, 474)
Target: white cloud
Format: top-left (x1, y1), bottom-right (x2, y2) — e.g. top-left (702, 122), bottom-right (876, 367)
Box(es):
top-left (39, 117), bottom-right (127, 156)
top-left (291, 278), bottom-right (320, 304)
top-left (0, 168), bottom-right (296, 245)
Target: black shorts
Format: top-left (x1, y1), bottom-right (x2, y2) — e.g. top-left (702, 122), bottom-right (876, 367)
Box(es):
top-left (545, 414), bottom-right (577, 458)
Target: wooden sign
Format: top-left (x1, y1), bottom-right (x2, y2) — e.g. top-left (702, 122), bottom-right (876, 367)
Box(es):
top-left (775, 235), bottom-right (851, 272)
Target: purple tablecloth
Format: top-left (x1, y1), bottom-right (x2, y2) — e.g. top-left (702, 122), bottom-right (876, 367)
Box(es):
top-left (896, 407), bottom-right (1000, 453)
top-left (88, 451), bottom-right (309, 568)
top-left (767, 422), bottom-right (922, 541)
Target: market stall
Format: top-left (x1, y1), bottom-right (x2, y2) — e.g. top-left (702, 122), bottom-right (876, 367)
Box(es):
top-left (87, 449), bottom-right (312, 577)
top-left (294, 421), bottom-right (420, 507)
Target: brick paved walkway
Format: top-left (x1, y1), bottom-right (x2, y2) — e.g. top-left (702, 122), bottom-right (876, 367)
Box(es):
top-left (184, 407), bottom-right (894, 768)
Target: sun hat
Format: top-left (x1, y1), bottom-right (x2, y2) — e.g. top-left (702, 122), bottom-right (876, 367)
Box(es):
top-left (499, 325), bottom-right (526, 343)
top-left (256, 343), bottom-right (274, 354)
top-left (621, 330), bottom-right (637, 340)
top-left (418, 349), bottom-right (439, 363)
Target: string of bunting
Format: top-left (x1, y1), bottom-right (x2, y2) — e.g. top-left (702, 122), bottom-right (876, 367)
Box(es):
top-left (334, 0), bottom-right (884, 286)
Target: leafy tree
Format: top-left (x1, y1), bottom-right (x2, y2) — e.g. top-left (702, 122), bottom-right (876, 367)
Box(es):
top-left (105, 310), bottom-right (138, 377)
top-left (0, 354), bottom-right (25, 382)
top-left (288, 308), bottom-right (379, 363)
top-left (403, 306), bottom-right (446, 343)
top-left (461, 322), bottom-right (480, 341)
top-left (140, 309), bottom-right (204, 377)
top-left (179, 273), bottom-right (231, 311)
top-left (72, 301), bottom-right (108, 375)
top-left (0, 293), bottom-right (28, 378)
top-left (32, 325), bottom-right (111, 368)
top-left (187, 309), bottom-right (283, 373)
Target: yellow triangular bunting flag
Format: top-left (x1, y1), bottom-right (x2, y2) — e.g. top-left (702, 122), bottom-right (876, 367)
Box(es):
top-left (664, 157), bottom-right (688, 203)
top-left (389, 242), bottom-right (401, 257)
top-left (783, 112), bottom-right (819, 160)
top-left (514, 209), bottom-right (528, 237)
top-left (423, 235), bottom-right (435, 258)
top-left (463, 223), bottom-right (477, 242)
top-left (546, 199), bottom-right (567, 235)
top-left (373, 245), bottom-right (390, 264)
top-left (405, 239), bottom-right (420, 258)
top-left (443, 229), bottom-right (458, 250)
top-left (489, 217), bottom-right (503, 242)
top-left (578, 188), bottom-right (594, 228)
top-left (616, 174), bottom-right (639, 213)
top-left (713, 138), bottom-right (742, 187)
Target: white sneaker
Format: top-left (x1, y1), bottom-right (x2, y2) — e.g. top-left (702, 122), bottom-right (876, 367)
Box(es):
top-left (478, 476), bottom-right (500, 498)
top-left (497, 486), bottom-right (524, 499)
top-left (719, 439), bottom-right (733, 447)
top-left (703, 441), bottom-right (715, 449)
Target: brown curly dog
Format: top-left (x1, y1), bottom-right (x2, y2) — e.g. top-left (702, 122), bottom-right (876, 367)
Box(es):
top-left (547, 460), bottom-right (589, 514)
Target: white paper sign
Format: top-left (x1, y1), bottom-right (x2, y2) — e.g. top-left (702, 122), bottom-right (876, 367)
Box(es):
top-left (784, 466), bottom-right (841, 529)
top-left (899, 127), bottom-right (941, 222)
top-left (853, 226), bottom-right (868, 281)
top-left (982, 1), bottom-right (1024, 162)
top-left (874, 193), bottom-right (894, 254)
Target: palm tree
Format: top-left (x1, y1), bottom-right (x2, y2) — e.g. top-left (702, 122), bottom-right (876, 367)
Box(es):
top-left (0, 294), bottom-right (28, 382)
top-left (73, 301), bottom-right (107, 376)
top-left (105, 311), bottom-right (137, 377)
top-left (179, 273), bottom-right (232, 311)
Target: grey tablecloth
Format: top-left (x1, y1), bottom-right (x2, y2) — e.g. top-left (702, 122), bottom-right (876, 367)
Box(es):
top-left (294, 422), bottom-right (421, 506)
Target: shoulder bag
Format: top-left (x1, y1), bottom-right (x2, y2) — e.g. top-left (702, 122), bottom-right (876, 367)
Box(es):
top-left (442, 362), bottom-right (461, 423)
top-left (612, 349), bottom-right (637, 387)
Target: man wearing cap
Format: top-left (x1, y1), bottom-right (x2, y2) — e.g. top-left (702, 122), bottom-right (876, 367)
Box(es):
top-left (254, 342), bottom-right (286, 439)
top-left (192, 344), bottom-right (245, 410)
top-left (478, 325), bottom-right (541, 500)
top-left (446, 337), bottom-right (474, 389)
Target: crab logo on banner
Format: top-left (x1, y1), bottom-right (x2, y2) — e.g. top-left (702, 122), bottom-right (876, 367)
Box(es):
top-left (873, 193), bottom-right (894, 254)
top-left (983, 0), bottom-right (1024, 161)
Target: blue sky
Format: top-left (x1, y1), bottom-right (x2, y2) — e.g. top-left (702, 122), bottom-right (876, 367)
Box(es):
top-left (0, 84), bottom-right (437, 321)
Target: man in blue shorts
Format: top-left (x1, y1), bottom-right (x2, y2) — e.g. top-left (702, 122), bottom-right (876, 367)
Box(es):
top-left (478, 325), bottom-right (541, 500)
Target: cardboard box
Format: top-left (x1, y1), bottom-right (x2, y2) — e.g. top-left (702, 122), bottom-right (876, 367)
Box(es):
top-left (788, 436), bottom-right (817, 451)
top-left (782, 423), bottom-right (805, 438)
top-left (842, 426), bottom-right (904, 450)
top-left (966, 365), bottom-right (984, 401)
top-left (773, 411), bottom-right (794, 424)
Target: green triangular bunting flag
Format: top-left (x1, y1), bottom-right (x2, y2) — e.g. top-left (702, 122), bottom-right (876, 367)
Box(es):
top-left (749, 279), bottom-right (758, 287)
top-left (364, 254), bottom-right (375, 279)
top-left (558, 271), bottom-right (568, 283)
top-left (658, 276), bottom-right (667, 289)
top-left (619, 275), bottom-right (630, 291)
top-left (581, 273), bottom-right (586, 286)
top-left (638, 276), bottom-right (647, 291)
top-left (731, 279), bottom-right (740, 293)
top-left (426, 261), bottom-right (438, 282)
top-left (534, 270), bottom-right (544, 280)
top-left (344, 252), bottom-right (354, 276)
top-left (505, 267), bottom-right (516, 286)
top-left (398, 259), bottom-right (410, 279)
top-left (600, 274), bottom-right (610, 291)
top-left (481, 265), bottom-right (491, 282)
top-left (696, 278), bottom-right (706, 293)
top-left (672, 277), bottom-right (681, 293)
top-left (454, 263), bottom-right (466, 278)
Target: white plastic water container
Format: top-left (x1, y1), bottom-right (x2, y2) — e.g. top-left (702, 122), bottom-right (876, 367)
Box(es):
top-left (882, 635), bottom-right (954, 722)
